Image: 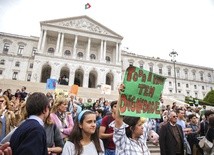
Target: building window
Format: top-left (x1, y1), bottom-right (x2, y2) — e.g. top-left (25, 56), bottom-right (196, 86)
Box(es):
top-left (106, 56), bottom-right (111, 62)
top-left (77, 52), bottom-right (83, 59)
top-left (139, 64), bottom-right (143, 69)
top-left (194, 85), bottom-right (197, 89)
top-left (90, 54), bottom-right (96, 60)
top-left (48, 47), bottom-right (55, 53)
top-left (32, 47), bottom-right (37, 55)
top-left (64, 50), bottom-right (71, 56)
top-left (208, 73), bottom-right (212, 82)
top-left (30, 63), bottom-right (33, 68)
top-left (27, 73), bottom-right (31, 81)
top-left (169, 81), bottom-right (172, 86)
top-left (195, 92), bottom-right (198, 98)
top-left (186, 91), bottom-right (190, 96)
top-left (186, 84), bottom-right (189, 88)
top-left (169, 90), bottom-right (172, 93)
top-left (0, 59), bottom-right (5, 65)
top-left (168, 68), bottom-right (171, 76)
top-left (178, 83), bottom-right (180, 87)
top-left (149, 66), bottom-right (153, 72)
top-left (176, 69), bottom-right (180, 78)
top-left (200, 72), bottom-right (204, 81)
top-left (12, 72), bottom-right (18, 80)
top-left (3, 43), bottom-right (10, 53)
top-left (192, 71), bottom-right (196, 80)
top-left (178, 90), bottom-right (181, 93)
top-left (202, 86), bottom-right (205, 90)
top-left (0, 70), bottom-right (3, 75)
top-left (17, 45), bottom-right (24, 55)
top-left (159, 68), bottom-right (162, 74)
top-left (184, 70), bottom-right (188, 79)
top-left (15, 61), bottom-right (20, 67)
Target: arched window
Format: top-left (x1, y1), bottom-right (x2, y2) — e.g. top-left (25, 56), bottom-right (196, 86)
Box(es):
top-left (77, 52), bottom-right (83, 59)
top-left (48, 47), bottom-right (55, 53)
top-left (90, 54), bottom-right (96, 60)
top-left (106, 56), bottom-right (111, 62)
top-left (64, 50), bottom-right (71, 56)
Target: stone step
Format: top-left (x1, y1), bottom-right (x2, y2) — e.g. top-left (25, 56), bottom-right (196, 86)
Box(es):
top-left (147, 142), bottom-right (160, 154)
top-left (0, 79), bottom-right (119, 101)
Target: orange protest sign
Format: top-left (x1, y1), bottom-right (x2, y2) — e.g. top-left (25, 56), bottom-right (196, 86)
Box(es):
top-left (70, 84), bottom-right (79, 95)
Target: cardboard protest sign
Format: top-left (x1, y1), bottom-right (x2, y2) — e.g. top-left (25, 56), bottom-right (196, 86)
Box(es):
top-left (120, 66), bottom-right (166, 118)
top-left (55, 89), bottom-right (69, 98)
top-left (101, 84), bottom-right (111, 95)
top-left (70, 84), bottom-right (79, 95)
top-left (46, 79), bottom-right (57, 90)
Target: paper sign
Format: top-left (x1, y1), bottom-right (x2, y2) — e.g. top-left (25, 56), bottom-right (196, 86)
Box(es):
top-left (46, 79), bottom-right (57, 90)
top-left (55, 89), bottom-right (69, 98)
top-left (120, 66), bottom-right (166, 118)
top-left (70, 84), bottom-right (79, 95)
top-left (101, 84), bottom-right (111, 95)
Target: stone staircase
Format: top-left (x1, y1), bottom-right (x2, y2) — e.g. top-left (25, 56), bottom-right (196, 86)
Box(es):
top-left (147, 142), bottom-right (160, 155)
top-left (0, 79), bottom-right (119, 101)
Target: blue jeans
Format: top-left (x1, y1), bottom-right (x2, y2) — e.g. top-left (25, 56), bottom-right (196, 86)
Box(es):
top-left (105, 148), bottom-right (115, 155)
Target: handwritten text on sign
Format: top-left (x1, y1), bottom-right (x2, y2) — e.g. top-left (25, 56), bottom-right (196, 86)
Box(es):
top-left (120, 66), bottom-right (166, 118)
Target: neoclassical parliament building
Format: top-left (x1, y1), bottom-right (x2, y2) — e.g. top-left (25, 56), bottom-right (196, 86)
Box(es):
top-left (0, 15), bottom-right (213, 100)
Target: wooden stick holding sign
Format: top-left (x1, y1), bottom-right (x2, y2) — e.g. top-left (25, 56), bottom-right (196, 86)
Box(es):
top-left (120, 66), bottom-right (166, 118)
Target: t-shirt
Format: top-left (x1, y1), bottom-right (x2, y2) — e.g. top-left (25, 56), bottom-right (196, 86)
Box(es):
top-left (62, 140), bottom-right (104, 155)
top-left (100, 115), bottom-right (115, 149)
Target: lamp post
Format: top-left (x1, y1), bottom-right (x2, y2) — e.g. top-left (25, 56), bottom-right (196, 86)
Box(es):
top-left (169, 49), bottom-right (178, 93)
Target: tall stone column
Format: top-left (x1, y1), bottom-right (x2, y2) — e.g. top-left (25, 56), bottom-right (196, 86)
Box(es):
top-left (59, 33), bottom-right (64, 56)
top-left (69, 71), bottom-right (75, 86)
top-left (73, 35), bottom-right (78, 59)
top-left (100, 40), bottom-right (103, 62)
top-left (118, 43), bottom-right (121, 64)
top-left (86, 38), bottom-right (91, 60)
top-left (55, 33), bottom-right (61, 55)
top-left (103, 40), bottom-right (106, 62)
top-left (41, 30), bottom-right (47, 53)
top-left (37, 29), bottom-right (43, 51)
top-left (116, 42), bottom-right (119, 64)
top-left (83, 72), bottom-right (89, 88)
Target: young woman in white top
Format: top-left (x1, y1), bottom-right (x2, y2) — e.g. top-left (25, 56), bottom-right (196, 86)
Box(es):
top-left (62, 110), bottom-right (104, 155)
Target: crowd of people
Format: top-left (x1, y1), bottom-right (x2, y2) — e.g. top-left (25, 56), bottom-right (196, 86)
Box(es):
top-left (0, 85), bottom-right (214, 155)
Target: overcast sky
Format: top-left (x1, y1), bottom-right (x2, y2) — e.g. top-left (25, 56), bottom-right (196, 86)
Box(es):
top-left (0, 0), bottom-right (214, 68)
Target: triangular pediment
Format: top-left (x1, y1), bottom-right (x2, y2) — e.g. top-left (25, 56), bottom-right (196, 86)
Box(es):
top-left (41, 15), bottom-right (123, 38)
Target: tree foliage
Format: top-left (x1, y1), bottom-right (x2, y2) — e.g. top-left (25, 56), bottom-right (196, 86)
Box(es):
top-left (203, 90), bottom-right (214, 105)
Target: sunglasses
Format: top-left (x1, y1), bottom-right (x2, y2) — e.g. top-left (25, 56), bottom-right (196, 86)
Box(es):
top-left (172, 115), bottom-right (178, 118)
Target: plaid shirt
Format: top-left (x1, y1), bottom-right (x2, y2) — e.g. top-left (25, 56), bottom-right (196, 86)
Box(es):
top-left (110, 122), bottom-right (150, 155)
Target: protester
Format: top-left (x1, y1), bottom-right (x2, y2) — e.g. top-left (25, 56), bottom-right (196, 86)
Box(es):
top-left (10, 92), bottom-right (50, 155)
top-left (186, 114), bottom-right (200, 155)
top-left (45, 114), bottom-right (64, 155)
top-left (62, 110), bottom-right (104, 155)
top-left (0, 95), bottom-right (16, 142)
top-left (99, 101), bottom-right (117, 155)
top-left (50, 97), bottom-right (74, 141)
top-left (205, 115), bottom-right (214, 155)
top-left (110, 84), bottom-right (151, 155)
top-left (159, 111), bottom-right (185, 155)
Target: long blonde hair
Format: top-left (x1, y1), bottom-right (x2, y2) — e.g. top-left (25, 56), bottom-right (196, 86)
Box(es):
top-left (51, 97), bottom-right (67, 113)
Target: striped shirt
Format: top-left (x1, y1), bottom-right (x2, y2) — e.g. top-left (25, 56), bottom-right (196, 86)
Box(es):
top-left (110, 122), bottom-right (150, 155)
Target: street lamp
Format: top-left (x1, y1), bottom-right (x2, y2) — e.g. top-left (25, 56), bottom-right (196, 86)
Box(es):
top-left (169, 49), bottom-right (178, 93)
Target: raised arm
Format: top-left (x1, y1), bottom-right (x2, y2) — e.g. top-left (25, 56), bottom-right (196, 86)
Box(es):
top-left (115, 84), bottom-right (124, 128)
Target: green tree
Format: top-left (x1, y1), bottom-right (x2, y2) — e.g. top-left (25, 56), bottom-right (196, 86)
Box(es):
top-left (203, 90), bottom-right (214, 106)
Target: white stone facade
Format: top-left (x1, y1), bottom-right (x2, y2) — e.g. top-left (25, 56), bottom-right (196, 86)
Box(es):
top-left (0, 15), bottom-right (213, 99)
